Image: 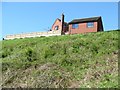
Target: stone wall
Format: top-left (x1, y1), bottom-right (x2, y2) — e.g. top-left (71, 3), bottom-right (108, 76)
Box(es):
top-left (4, 30), bottom-right (62, 40)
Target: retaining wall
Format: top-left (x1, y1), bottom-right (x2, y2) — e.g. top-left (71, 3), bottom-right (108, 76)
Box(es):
top-left (4, 30), bottom-right (62, 40)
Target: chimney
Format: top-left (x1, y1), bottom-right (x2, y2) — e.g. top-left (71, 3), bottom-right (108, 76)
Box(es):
top-left (61, 13), bottom-right (64, 33)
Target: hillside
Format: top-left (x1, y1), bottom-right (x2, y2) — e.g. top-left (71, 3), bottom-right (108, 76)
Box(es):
top-left (1, 30), bottom-right (119, 88)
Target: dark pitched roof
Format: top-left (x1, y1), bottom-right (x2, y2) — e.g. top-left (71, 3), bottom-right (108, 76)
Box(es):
top-left (57, 18), bottom-right (61, 21)
top-left (69, 16), bottom-right (101, 24)
top-left (57, 18), bottom-right (68, 24)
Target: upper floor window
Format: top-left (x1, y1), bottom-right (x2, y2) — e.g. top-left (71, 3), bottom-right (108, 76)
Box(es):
top-left (55, 26), bottom-right (59, 30)
top-left (72, 24), bottom-right (78, 29)
top-left (87, 22), bottom-right (94, 28)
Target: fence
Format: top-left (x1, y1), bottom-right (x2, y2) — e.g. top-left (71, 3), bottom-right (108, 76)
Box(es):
top-left (4, 30), bottom-right (62, 40)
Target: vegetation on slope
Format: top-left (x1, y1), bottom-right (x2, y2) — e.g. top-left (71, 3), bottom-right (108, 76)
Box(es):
top-left (1, 30), bottom-right (119, 88)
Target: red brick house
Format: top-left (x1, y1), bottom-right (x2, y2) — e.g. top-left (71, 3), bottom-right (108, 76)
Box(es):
top-left (68, 16), bottom-right (104, 34)
top-left (51, 14), bottom-right (68, 34)
top-left (51, 14), bottom-right (104, 35)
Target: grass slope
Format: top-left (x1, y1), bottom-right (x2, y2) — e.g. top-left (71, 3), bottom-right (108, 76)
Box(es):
top-left (1, 30), bottom-right (119, 88)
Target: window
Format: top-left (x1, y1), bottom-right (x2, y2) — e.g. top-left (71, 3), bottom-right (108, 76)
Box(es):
top-left (55, 26), bottom-right (59, 30)
top-left (72, 24), bottom-right (78, 29)
top-left (87, 22), bottom-right (94, 28)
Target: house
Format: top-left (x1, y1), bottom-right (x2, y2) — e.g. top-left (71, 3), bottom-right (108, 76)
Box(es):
top-left (4, 14), bottom-right (104, 40)
top-left (51, 14), bottom-right (69, 35)
top-left (51, 14), bottom-right (104, 35)
top-left (68, 16), bottom-right (104, 34)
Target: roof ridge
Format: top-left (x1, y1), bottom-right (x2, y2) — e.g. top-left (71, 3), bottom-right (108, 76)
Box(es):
top-left (73, 16), bottom-right (101, 20)
top-left (57, 18), bottom-right (61, 21)
top-left (69, 16), bottom-right (102, 24)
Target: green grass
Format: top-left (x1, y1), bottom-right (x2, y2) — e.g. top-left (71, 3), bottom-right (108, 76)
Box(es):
top-left (1, 30), bottom-right (119, 88)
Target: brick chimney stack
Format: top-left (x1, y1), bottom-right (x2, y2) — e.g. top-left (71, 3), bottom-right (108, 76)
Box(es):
top-left (61, 13), bottom-right (64, 33)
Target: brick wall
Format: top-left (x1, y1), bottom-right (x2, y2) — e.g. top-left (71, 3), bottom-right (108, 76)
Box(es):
top-left (51, 19), bottom-right (62, 31)
top-left (69, 21), bottom-right (98, 34)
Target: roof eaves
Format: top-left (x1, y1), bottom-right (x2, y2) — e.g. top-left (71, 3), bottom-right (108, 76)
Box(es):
top-left (68, 16), bottom-right (101, 24)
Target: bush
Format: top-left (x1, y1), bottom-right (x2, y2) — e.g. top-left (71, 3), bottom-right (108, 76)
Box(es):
top-left (2, 49), bottom-right (11, 58)
top-left (44, 48), bottom-right (55, 58)
top-left (25, 47), bottom-right (37, 62)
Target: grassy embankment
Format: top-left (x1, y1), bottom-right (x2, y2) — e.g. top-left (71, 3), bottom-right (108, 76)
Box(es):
top-left (1, 30), bottom-right (119, 88)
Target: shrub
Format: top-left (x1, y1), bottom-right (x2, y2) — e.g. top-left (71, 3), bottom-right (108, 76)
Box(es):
top-left (2, 49), bottom-right (11, 58)
top-left (72, 42), bottom-right (80, 53)
top-left (25, 47), bottom-right (37, 62)
top-left (44, 48), bottom-right (55, 58)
